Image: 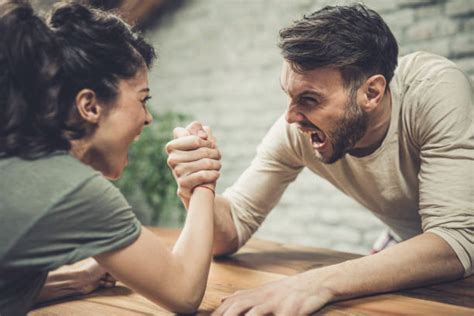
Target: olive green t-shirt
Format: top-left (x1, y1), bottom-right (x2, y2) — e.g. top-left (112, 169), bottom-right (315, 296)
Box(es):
top-left (0, 153), bottom-right (141, 315)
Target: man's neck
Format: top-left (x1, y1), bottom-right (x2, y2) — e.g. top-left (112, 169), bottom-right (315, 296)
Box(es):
top-left (349, 89), bottom-right (392, 157)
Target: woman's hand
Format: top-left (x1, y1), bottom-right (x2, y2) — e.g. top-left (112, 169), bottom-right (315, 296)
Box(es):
top-left (166, 121), bottom-right (221, 208)
top-left (36, 258), bottom-right (116, 304)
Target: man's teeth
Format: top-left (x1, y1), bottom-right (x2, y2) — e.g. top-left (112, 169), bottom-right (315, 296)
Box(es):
top-left (299, 128), bottom-right (326, 145)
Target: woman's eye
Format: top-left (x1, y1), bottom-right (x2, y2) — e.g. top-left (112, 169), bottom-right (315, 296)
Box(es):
top-left (142, 96), bottom-right (152, 107)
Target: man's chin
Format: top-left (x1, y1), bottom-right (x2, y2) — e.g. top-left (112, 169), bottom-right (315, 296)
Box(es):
top-left (313, 148), bottom-right (343, 164)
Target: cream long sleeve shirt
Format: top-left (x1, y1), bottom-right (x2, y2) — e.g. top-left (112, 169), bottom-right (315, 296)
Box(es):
top-left (223, 52), bottom-right (474, 276)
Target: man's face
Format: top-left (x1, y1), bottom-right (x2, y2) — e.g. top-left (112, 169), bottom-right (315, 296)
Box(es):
top-left (280, 61), bottom-right (368, 163)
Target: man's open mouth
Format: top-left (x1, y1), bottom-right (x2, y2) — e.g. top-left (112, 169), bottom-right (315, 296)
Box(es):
top-left (298, 124), bottom-right (327, 149)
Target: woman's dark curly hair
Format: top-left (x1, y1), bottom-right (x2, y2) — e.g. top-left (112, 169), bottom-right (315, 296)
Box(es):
top-left (0, 0), bottom-right (156, 159)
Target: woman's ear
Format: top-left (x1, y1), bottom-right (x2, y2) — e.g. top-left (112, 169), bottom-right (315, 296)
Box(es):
top-left (359, 74), bottom-right (387, 113)
top-left (75, 89), bottom-right (103, 124)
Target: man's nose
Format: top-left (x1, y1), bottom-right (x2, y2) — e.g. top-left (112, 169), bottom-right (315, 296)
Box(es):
top-left (285, 101), bottom-right (304, 124)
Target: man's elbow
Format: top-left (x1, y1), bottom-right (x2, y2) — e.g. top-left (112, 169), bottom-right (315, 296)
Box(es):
top-left (212, 236), bottom-right (239, 257)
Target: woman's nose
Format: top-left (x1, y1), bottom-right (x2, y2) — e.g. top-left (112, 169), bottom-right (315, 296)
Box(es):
top-left (144, 108), bottom-right (153, 125)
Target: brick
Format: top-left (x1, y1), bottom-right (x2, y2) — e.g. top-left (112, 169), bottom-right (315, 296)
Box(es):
top-left (398, 0), bottom-right (437, 8)
top-left (414, 4), bottom-right (442, 18)
top-left (361, 0), bottom-right (398, 13)
top-left (404, 37), bottom-right (451, 58)
top-left (453, 57), bottom-right (474, 74)
top-left (450, 32), bottom-right (474, 57)
top-left (462, 16), bottom-right (474, 32)
top-left (405, 18), bottom-right (459, 41)
top-left (446, 0), bottom-right (474, 16)
top-left (383, 9), bottom-right (416, 29)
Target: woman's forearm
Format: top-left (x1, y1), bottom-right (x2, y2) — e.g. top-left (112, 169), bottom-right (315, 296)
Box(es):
top-left (171, 187), bottom-right (215, 303)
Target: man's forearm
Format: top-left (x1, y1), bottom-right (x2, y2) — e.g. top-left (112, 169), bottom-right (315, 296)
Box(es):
top-left (301, 232), bottom-right (464, 302)
top-left (212, 195), bottom-right (239, 256)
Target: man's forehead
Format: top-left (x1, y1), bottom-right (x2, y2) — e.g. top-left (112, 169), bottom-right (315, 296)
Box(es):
top-left (280, 61), bottom-right (343, 94)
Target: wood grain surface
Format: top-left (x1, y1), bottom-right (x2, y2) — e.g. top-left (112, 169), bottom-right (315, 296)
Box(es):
top-left (30, 227), bottom-right (474, 315)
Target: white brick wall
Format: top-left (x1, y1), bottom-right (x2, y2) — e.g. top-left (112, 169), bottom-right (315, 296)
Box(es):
top-left (146, 0), bottom-right (473, 254)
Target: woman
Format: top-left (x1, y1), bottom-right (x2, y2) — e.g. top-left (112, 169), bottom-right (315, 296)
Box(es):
top-left (0, 1), bottom-right (219, 314)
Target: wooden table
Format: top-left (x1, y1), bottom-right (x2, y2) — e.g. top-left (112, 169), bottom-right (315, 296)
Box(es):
top-left (31, 228), bottom-right (474, 315)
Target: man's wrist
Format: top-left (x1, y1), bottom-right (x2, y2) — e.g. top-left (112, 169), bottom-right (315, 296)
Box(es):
top-left (295, 264), bottom-right (341, 303)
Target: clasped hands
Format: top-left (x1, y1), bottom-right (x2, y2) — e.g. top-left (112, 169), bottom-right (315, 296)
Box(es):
top-left (166, 121), bottom-right (222, 208)
top-left (166, 121), bottom-right (333, 315)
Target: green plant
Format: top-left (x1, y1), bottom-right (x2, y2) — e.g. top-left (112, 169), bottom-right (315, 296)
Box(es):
top-left (114, 110), bottom-right (190, 225)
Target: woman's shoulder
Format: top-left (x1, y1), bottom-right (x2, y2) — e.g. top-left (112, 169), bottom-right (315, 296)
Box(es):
top-left (0, 152), bottom-right (105, 217)
top-left (1, 152), bottom-right (97, 182)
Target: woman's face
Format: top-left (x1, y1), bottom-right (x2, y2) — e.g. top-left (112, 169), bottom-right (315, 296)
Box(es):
top-left (89, 67), bottom-right (153, 179)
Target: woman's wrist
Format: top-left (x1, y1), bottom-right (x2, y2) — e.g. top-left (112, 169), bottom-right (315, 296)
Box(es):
top-left (194, 184), bottom-right (215, 196)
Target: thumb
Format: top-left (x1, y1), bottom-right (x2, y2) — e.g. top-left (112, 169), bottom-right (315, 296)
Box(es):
top-left (173, 126), bottom-right (190, 139)
top-left (186, 121), bottom-right (207, 139)
top-left (203, 126), bottom-right (215, 144)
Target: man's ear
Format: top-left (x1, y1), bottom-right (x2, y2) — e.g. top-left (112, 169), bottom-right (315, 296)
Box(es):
top-left (358, 74), bottom-right (387, 113)
top-left (75, 89), bottom-right (103, 124)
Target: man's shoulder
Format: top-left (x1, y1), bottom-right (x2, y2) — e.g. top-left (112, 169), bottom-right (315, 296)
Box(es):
top-left (393, 52), bottom-right (472, 145)
top-left (396, 51), bottom-right (463, 86)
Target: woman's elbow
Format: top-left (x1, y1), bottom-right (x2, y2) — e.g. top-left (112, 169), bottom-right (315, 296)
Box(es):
top-left (167, 293), bottom-right (204, 314)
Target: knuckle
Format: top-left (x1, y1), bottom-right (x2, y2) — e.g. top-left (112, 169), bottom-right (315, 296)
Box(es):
top-left (204, 158), bottom-right (213, 169)
top-left (192, 136), bottom-right (202, 147)
top-left (166, 156), bottom-right (176, 168)
top-left (177, 178), bottom-right (187, 188)
top-left (197, 172), bottom-right (206, 182)
top-left (174, 165), bottom-right (183, 177)
top-left (165, 141), bottom-right (173, 153)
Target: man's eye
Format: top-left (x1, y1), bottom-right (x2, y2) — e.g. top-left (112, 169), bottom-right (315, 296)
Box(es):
top-left (300, 97), bottom-right (318, 107)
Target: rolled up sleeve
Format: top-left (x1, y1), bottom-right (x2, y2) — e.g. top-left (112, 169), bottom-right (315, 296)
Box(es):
top-left (416, 68), bottom-right (474, 276)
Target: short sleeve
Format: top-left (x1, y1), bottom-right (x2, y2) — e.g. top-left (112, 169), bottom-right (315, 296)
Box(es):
top-left (4, 174), bottom-right (141, 271)
top-left (414, 68), bottom-right (474, 276)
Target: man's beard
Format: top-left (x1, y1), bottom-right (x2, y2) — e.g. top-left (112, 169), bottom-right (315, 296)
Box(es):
top-left (323, 92), bottom-right (369, 164)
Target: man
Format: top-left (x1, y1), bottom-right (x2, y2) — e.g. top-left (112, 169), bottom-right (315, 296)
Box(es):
top-left (166, 4), bottom-right (473, 315)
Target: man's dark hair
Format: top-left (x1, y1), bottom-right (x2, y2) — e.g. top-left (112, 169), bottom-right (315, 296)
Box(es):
top-left (0, 1), bottom-right (156, 159)
top-left (278, 4), bottom-right (398, 90)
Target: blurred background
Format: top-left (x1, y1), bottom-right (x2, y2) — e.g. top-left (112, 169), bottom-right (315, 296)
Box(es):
top-left (34, 0), bottom-right (473, 254)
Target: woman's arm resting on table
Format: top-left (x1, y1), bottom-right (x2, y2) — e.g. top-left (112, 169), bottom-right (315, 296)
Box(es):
top-left (95, 188), bottom-right (214, 314)
top-left (213, 232), bottom-right (465, 315)
top-left (36, 258), bottom-right (115, 304)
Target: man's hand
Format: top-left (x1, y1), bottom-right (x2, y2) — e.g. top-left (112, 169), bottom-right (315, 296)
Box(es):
top-left (166, 121), bottom-right (221, 208)
top-left (36, 258), bottom-right (116, 303)
top-left (212, 273), bottom-right (333, 316)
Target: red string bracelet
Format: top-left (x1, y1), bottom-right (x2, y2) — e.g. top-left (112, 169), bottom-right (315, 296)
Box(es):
top-left (194, 185), bottom-right (215, 196)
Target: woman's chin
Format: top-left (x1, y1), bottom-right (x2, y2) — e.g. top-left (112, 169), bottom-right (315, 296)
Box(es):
top-left (103, 161), bottom-right (127, 180)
